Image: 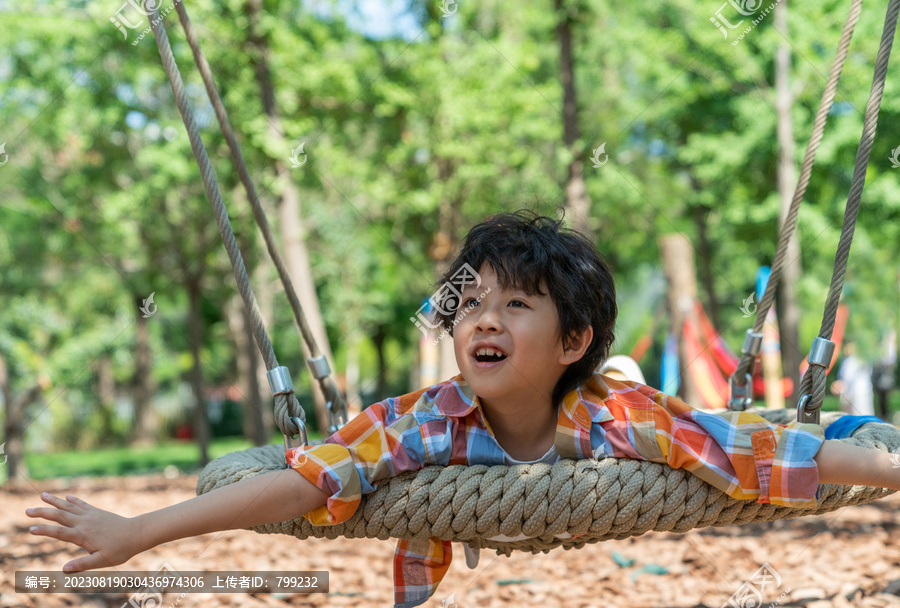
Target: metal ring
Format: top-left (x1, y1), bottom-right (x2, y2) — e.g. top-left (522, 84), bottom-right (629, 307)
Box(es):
top-left (326, 400), bottom-right (348, 435)
top-left (283, 415), bottom-right (308, 451)
top-left (796, 394), bottom-right (820, 425)
top-left (728, 373), bottom-right (754, 411)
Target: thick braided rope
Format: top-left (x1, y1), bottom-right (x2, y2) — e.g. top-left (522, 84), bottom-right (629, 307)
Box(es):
top-left (198, 411), bottom-right (898, 555)
top-left (148, 7), bottom-right (304, 433)
top-left (799, 0), bottom-right (900, 412)
top-left (172, 1), bottom-right (344, 429)
top-left (732, 0), bottom-right (862, 386)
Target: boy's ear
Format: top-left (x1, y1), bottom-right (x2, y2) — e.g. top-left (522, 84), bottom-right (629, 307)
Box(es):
top-left (559, 326), bottom-right (593, 366)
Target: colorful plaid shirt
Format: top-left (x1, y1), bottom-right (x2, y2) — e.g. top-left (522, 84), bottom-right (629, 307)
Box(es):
top-left (286, 373), bottom-right (825, 608)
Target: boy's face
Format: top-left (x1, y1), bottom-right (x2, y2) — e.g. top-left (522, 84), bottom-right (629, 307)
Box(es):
top-left (452, 264), bottom-right (582, 409)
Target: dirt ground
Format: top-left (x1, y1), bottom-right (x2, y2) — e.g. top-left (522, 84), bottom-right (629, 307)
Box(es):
top-left (3, 473), bottom-right (900, 608)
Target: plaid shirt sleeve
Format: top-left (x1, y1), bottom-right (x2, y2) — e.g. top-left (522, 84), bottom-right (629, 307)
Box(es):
top-left (597, 379), bottom-right (825, 508)
top-left (285, 389), bottom-right (437, 525)
top-left (285, 385), bottom-right (456, 608)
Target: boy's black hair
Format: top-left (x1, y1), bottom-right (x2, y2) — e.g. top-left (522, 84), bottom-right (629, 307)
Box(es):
top-left (435, 209), bottom-right (617, 406)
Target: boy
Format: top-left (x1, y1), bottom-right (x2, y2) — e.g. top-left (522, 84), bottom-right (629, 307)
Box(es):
top-left (26, 211), bottom-right (900, 608)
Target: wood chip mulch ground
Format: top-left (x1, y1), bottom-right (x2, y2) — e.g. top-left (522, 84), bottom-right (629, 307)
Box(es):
top-left (3, 473), bottom-right (900, 607)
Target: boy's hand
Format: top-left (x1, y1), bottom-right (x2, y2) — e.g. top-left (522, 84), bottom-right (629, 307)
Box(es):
top-left (24, 470), bottom-right (329, 575)
top-left (26, 492), bottom-right (142, 572)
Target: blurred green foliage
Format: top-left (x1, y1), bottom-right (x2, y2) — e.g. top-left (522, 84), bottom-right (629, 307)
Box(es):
top-left (2, 0), bottom-right (900, 458)
top-left (22, 435), bottom-right (295, 479)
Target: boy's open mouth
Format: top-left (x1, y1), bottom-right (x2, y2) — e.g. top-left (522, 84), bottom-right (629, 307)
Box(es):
top-left (472, 347), bottom-right (508, 364)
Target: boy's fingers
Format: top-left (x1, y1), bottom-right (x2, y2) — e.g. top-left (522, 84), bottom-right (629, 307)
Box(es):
top-left (29, 524), bottom-right (87, 548)
top-left (26, 507), bottom-right (72, 526)
top-left (40, 493), bottom-right (82, 513)
top-left (65, 494), bottom-right (92, 510)
top-left (64, 552), bottom-right (110, 573)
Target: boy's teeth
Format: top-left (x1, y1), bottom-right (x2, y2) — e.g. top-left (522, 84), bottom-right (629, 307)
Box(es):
top-left (474, 347), bottom-right (507, 364)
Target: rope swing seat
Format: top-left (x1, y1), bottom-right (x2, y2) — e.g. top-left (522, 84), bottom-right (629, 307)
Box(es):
top-left (196, 412), bottom-right (900, 556)
top-left (142, 0), bottom-right (900, 557)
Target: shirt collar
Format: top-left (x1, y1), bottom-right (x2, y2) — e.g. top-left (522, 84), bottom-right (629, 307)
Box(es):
top-left (431, 374), bottom-right (480, 417)
top-left (433, 373), bottom-right (615, 431)
top-left (561, 373), bottom-right (616, 430)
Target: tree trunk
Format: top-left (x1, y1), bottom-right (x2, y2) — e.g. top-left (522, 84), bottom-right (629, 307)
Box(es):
top-left (774, 0), bottom-right (802, 406)
top-left (96, 355), bottom-right (117, 442)
top-left (0, 353), bottom-right (25, 483)
top-left (761, 306), bottom-right (786, 409)
top-left (438, 332), bottom-right (459, 382)
top-left (371, 326), bottom-right (388, 402)
top-left (430, 191), bottom-right (461, 383)
top-left (131, 294), bottom-right (156, 446)
top-left (556, 0), bottom-right (592, 238)
top-left (225, 292), bottom-right (270, 446)
top-left (186, 276), bottom-right (210, 466)
top-left (345, 337), bottom-right (361, 413)
top-left (245, 0), bottom-right (340, 434)
top-left (418, 333), bottom-right (441, 389)
top-left (693, 204), bottom-right (720, 330)
top-left (0, 353), bottom-right (46, 485)
top-left (659, 234), bottom-right (700, 407)
top-left (224, 211), bottom-right (272, 446)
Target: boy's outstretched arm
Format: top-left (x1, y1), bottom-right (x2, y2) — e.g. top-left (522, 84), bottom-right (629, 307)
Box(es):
top-left (815, 438), bottom-right (900, 489)
top-left (25, 468), bottom-right (328, 573)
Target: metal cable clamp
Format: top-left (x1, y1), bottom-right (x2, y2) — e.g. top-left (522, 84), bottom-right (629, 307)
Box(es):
top-left (307, 355), bottom-right (330, 379)
top-left (327, 399), bottom-right (348, 434)
top-left (729, 373), bottom-right (754, 411)
top-left (306, 357), bottom-right (348, 433)
top-left (267, 366), bottom-right (309, 459)
top-left (728, 331), bottom-right (763, 410)
top-left (796, 337), bottom-right (836, 424)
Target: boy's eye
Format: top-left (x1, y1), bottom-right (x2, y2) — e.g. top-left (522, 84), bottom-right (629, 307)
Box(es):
top-left (462, 297), bottom-right (479, 308)
top-left (509, 300), bottom-right (527, 308)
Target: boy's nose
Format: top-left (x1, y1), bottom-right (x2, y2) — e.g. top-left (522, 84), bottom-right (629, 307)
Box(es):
top-left (473, 304), bottom-right (502, 333)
